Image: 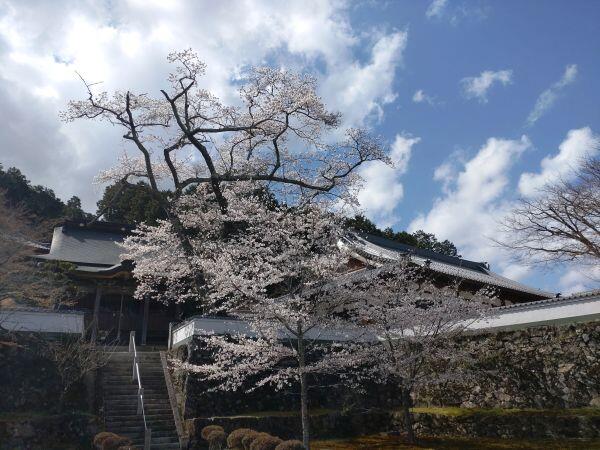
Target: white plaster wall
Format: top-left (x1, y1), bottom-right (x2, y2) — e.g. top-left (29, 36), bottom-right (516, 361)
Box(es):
top-left (0, 310), bottom-right (84, 334)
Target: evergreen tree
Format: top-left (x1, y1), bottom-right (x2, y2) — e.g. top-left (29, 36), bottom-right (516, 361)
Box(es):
top-left (0, 165), bottom-right (65, 220)
top-left (96, 181), bottom-right (167, 225)
top-left (345, 214), bottom-right (460, 257)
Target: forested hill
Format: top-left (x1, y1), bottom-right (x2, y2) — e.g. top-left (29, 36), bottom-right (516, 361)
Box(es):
top-left (0, 164), bottom-right (459, 257)
top-left (345, 215), bottom-right (460, 258)
top-left (0, 165), bottom-right (90, 223)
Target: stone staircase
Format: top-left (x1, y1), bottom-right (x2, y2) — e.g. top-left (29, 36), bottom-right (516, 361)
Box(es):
top-left (102, 351), bottom-right (180, 449)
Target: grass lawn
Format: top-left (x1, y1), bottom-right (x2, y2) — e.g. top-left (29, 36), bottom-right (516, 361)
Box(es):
top-left (410, 406), bottom-right (600, 417)
top-left (311, 434), bottom-right (600, 449)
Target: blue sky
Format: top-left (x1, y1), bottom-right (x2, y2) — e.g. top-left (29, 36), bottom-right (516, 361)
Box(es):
top-left (0, 0), bottom-right (598, 294)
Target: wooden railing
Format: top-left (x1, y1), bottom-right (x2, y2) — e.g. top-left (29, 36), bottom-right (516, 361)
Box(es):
top-left (129, 331), bottom-right (152, 449)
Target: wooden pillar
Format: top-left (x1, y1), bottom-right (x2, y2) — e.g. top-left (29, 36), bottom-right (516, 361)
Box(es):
top-left (141, 296), bottom-right (150, 346)
top-left (90, 285), bottom-right (102, 344)
top-left (167, 322), bottom-right (173, 350)
top-left (116, 292), bottom-right (124, 343)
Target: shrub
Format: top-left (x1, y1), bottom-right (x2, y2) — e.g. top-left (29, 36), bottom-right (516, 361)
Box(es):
top-left (275, 440), bottom-right (305, 450)
top-left (201, 424), bottom-right (225, 441)
top-left (207, 429), bottom-right (227, 450)
top-left (102, 435), bottom-right (133, 450)
top-left (241, 430), bottom-right (261, 450)
top-left (228, 428), bottom-right (255, 449)
top-left (93, 432), bottom-right (119, 449)
top-left (249, 433), bottom-right (283, 450)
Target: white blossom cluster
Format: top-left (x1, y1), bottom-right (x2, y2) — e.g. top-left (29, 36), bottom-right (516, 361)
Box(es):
top-left (63, 49), bottom-right (389, 206)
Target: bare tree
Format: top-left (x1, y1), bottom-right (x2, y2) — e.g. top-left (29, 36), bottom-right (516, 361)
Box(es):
top-left (62, 49), bottom-right (388, 214)
top-left (45, 332), bottom-right (115, 410)
top-left (498, 156), bottom-right (600, 265)
top-left (0, 191), bottom-right (77, 308)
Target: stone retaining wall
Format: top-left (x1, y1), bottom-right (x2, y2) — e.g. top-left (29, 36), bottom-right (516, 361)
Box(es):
top-left (174, 321), bottom-right (600, 420)
top-left (420, 322), bottom-right (600, 409)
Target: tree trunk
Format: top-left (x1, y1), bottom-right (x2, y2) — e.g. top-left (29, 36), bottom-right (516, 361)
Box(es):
top-left (297, 334), bottom-right (310, 450)
top-left (401, 387), bottom-right (416, 444)
top-left (58, 387), bottom-right (69, 413)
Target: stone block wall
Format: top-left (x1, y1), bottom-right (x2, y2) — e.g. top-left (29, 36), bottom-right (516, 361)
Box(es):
top-left (420, 322), bottom-right (600, 409)
top-left (172, 320), bottom-right (600, 423)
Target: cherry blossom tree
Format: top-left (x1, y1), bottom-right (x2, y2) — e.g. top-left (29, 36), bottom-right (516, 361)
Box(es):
top-left (127, 184), bottom-right (362, 448)
top-left (338, 260), bottom-right (492, 444)
top-left (64, 49), bottom-right (389, 308)
top-left (62, 49), bottom-right (388, 213)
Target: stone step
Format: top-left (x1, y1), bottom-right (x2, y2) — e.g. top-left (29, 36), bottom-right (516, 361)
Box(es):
top-left (107, 421), bottom-right (176, 432)
top-left (104, 391), bottom-right (169, 399)
top-left (106, 412), bottom-right (174, 421)
top-left (131, 439), bottom-right (180, 449)
top-left (103, 383), bottom-right (168, 391)
top-left (110, 427), bottom-right (177, 438)
top-left (104, 381), bottom-right (167, 388)
top-left (107, 407), bottom-right (173, 416)
top-left (105, 399), bottom-right (171, 407)
top-left (106, 416), bottom-right (176, 425)
top-left (104, 390), bottom-right (169, 398)
top-left (106, 404), bottom-right (172, 413)
top-left (103, 377), bottom-right (166, 384)
top-left (103, 370), bottom-right (165, 377)
top-left (103, 380), bottom-right (167, 387)
top-left (105, 370), bottom-right (164, 375)
top-left (104, 388), bottom-right (171, 397)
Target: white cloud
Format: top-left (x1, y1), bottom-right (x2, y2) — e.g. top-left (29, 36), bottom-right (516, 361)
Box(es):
top-left (322, 30), bottom-right (407, 126)
top-left (432, 151), bottom-right (464, 194)
top-left (426, 0), bottom-right (489, 24)
top-left (526, 64), bottom-right (578, 127)
top-left (559, 265), bottom-right (600, 295)
top-left (0, 0), bottom-right (406, 211)
top-left (357, 134), bottom-right (420, 226)
top-left (426, 0), bottom-right (448, 19)
top-left (461, 69), bottom-right (512, 103)
top-left (412, 89), bottom-right (436, 105)
top-left (519, 127), bottom-right (599, 197)
top-left (409, 135), bottom-right (531, 271)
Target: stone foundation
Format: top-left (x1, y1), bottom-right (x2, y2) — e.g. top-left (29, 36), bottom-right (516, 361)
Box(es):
top-left (419, 322), bottom-right (600, 409)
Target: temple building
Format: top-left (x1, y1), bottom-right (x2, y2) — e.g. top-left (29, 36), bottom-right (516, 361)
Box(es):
top-left (31, 220), bottom-right (559, 346)
top-left (35, 221), bottom-right (181, 345)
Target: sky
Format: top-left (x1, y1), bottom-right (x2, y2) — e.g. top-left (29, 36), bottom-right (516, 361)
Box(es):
top-left (0, 0), bottom-right (598, 294)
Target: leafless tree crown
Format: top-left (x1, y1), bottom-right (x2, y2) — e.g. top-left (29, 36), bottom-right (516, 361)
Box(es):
top-left (62, 49), bottom-right (389, 210)
top-left (499, 155), bottom-right (600, 265)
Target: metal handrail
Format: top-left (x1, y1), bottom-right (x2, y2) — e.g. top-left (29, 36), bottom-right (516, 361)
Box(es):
top-left (129, 331), bottom-right (152, 449)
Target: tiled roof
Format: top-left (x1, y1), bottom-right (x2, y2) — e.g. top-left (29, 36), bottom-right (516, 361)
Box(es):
top-left (36, 224), bottom-right (127, 267)
top-left (563, 288), bottom-right (600, 300)
top-left (342, 231), bottom-right (555, 298)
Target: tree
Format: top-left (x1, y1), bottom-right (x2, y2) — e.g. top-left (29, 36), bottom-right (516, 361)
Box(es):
top-left (411, 230), bottom-right (459, 257)
top-left (96, 181), bottom-right (168, 225)
top-left (0, 191), bottom-right (77, 308)
top-left (345, 214), bottom-right (460, 257)
top-left (64, 49), bottom-right (388, 308)
top-left (63, 49), bottom-right (387, 218)
top-left (129, 186), bottom-right (357, 449)
top-left (0, 165), bottom-right (91, 224)
top-left (45, 332), bottom-right (114, 410)
top-left (0, 165), bottom-right (65, 221)
top-left (64, 196), bottom-right (91, 221)
top-left (339, 260), bottom-right (491, 444)
top-left (499, 156), bottom-right (600, 265)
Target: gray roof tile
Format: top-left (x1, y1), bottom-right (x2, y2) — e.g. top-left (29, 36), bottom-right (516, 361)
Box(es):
top-left (343, 232), bottom-right (555, 298)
